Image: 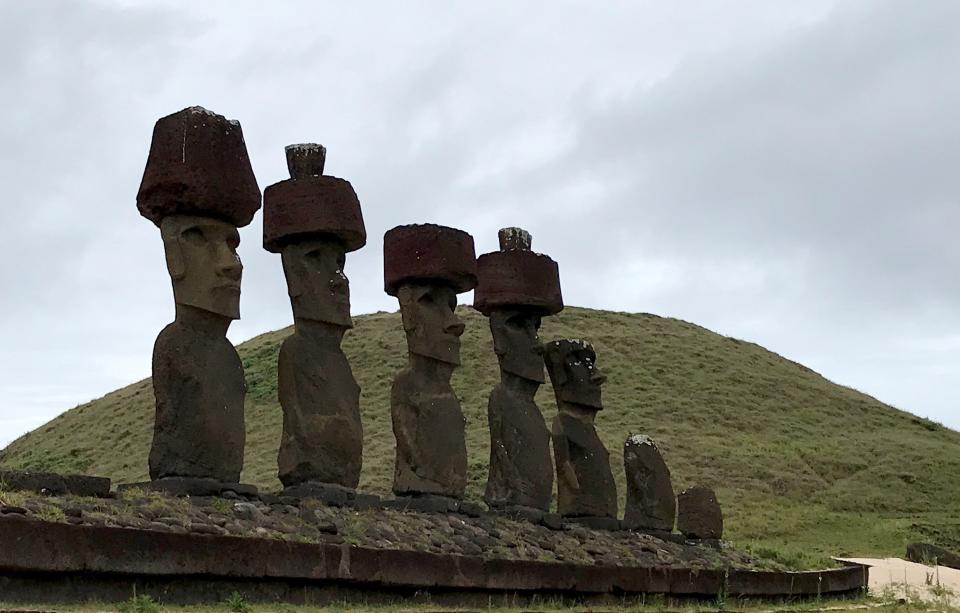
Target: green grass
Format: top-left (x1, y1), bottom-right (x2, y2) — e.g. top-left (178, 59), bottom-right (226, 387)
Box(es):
top-left (2, 306), bottom-right (959, 563)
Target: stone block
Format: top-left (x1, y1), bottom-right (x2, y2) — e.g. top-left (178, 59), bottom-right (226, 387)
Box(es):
top-left (677, 486), bottom-right (723, 540)
top-left (0, 470), bottom-right (111, 498)
top-left (137, 106), bottom-right (261, 228)
top-left (383, 224), bottom-right (477, 295)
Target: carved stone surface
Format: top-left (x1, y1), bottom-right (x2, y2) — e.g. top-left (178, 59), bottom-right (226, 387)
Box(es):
top-left (137, 107), bottom-right (261, 485)
top-left (264, 145), bottom-right (366, 490)
top-left (623, 434), bottom-right (676, 532)
top-left (475, 229), bottom-right (562, 512)
top-left (137, 106), bottom-right (261, 228)
top-left (544, 339), bottom-right (617, 518)
top-left (677, 486), bottom-right (723, 540)
top-left (384, 225), bottom-right (477, 498)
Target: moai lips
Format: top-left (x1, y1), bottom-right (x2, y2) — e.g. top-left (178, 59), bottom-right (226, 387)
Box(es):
top-left (263, 145), bottom-right (365, 490)
top-left (623, 434), bottom-right (677, 533)
top-left (385, 224), bottom-right (477, 499)
top-left (544, 339), bottom-right (618, 519)
top-left (137, 106), bottom-right (261, 228)
top-left (137, 106), bottom-right (261, 491)
top-left (475, 228), bottom-right (562, 512)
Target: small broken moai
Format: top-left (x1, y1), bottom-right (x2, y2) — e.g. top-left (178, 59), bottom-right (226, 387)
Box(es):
top-left (544, 339), bottom-right (618, 519)
top-left (677, 486), bottom-right (723, 540)
top-left (263, 144), bottom-right (366, 494)
top-left (384, 224), bottom-right (477, 499)
top-left (623, 434), bottom-right (676, 533)
top-left (136, 106), bottom-right (261, 492)
top-left (475, 228), bottom-right (562, 512)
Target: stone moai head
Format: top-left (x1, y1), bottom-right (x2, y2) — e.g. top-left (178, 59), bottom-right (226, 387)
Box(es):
top-left (543, 339), bottom-right (607, 412)
top-left (160, 215), bottom-right (243, 319)
top-left (263, 144), bottom-right (366, 328)
top-left (475, 227), bottom-right (563, 383)
top-left (384, 224), bottom-right (477, 365)
top-left (137, 106), bottom-right (261, 319)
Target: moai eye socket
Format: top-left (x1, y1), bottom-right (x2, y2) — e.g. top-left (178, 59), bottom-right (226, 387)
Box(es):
top-left (182, 227), bottom-right (205, 246)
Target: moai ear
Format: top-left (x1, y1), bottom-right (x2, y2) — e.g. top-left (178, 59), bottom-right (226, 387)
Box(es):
top-left (160, 219), bottom-right (186, 281)
top-left (397, 285), bottom-right (421, 334)
top-left (543, 349), bottom-right (568, 387)
top-left (280, 248), bottom-right (305, 299)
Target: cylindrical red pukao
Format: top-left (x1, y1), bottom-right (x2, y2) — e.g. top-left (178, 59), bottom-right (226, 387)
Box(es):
top-left (383, 224), bottom-right (477, 296)
top-left (137, 106), bottom-right (262, 228)
top-left (474, 228), bottom-right (562, 315)
top-left (262, 145), bottom-right (366, 253)
top-left (474, 249), bottom-right (563, 315)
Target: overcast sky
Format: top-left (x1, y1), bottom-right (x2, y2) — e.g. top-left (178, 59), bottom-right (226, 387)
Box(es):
top-left (0, 0), bottom-right (957, 446)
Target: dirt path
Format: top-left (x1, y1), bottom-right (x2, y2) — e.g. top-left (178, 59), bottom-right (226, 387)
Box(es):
top-left (838, 557), bottom-right (960, 607)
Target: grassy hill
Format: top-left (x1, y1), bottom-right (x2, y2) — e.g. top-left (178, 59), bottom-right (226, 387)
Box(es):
top-left (2, 306), bottom-right (958, 567)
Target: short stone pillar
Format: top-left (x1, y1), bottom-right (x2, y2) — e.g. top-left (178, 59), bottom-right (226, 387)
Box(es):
top-left (384, 224), bottom-right (477, 499)
top-left (263, 144), bottom-right (366, 496)
top-left (544, 339), bottom-right (617, 519)
top-left (475, 228), bottom-right (563, 513)
top-left (136, 106), bottom-right (261, 495)
top-left (677, 486), bottom-right (723, 540)
top-left (623, 434), bottom-right (676, 533)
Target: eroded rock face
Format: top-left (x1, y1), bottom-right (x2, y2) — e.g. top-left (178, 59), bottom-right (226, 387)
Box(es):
top-left (544, 339), bottom-right (617, 518)
top-left (476, 229), bottom-right (562, 512)
top-left (384, 224), bottom-right (477, 498)
top-left (138, 107), bottom-right (260, 485)
top-left (677, 486), bottom-right (723, 539)
top-left (264, 145), bottom-right (366, 490)
top-left (623, 434), bottom-right (676, 532)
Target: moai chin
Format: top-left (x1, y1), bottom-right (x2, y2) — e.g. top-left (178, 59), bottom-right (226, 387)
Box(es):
top-left (623, 434), bottom-right (676, 533)
top-left (543, 339), bottom-right (618, 518)
top-left (474, 228), bottom-right (563, 512)
top-left (384, 224), bottom-right (477, 498)
top-left (136, 106), bottom-right (261, 488)
top-left (263, 144), bottom-right (367, 492)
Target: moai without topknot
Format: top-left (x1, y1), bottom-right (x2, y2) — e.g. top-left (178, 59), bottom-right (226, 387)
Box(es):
top-left (474, 228), bottom-right (563, 513)
top-left (136, 106), bottom-right (261, 495)
top-left (384, 224), bottom-right (477, 499)
top-left (263, 144), bottom-right (366, 497)
top-left (623, 434), bottom-right (676, 534)
top-left (543, 339), bottom-right (618, 519)
top-left (677, 486), bottom-right (724, 540)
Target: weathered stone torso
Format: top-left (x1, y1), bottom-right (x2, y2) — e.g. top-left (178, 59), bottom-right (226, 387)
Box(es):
top-left (391, 368), bottom-right (467, 497)
top-left (485, 384), bottom-right (553, 510)
top-left (149, 321), bottom-right (246, 483)
top-left (277, 332), bottom-right (363, 488)
top-left (552, 412), bottom-right (617, 518)
top-left (623, 435), bottom-right (676, 532)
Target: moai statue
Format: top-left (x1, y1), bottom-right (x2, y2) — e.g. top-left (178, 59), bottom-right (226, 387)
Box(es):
top-left (474, 228), bottom-right (562, 513)
top-left (263, 144), bottom-right (366, 497)
top-left (623, 434), bottom-right (676, 534)
top-left (384, 224), bottom-right (477, 500)
top-left (136, 106), bottom-right (261, 495)
top-left (677, 486), bottom-right (724, 540)
top-left (544, 339), bottom-right (618, 519)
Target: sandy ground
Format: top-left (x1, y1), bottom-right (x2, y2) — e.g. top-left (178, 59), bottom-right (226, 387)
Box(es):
top-left (838, 557), bottom-right (960, 607)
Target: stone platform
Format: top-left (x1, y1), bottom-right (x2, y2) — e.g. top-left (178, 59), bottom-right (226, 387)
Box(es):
top-left (0, 517), bottom-right (869, 607)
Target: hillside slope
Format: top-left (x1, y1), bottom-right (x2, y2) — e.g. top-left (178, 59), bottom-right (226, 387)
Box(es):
top-left (3, 306), bottom-right (958, 565)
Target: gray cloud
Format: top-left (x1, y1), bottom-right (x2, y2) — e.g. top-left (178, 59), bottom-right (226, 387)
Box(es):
top-left (0, 0), bottom-right (956, 445)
